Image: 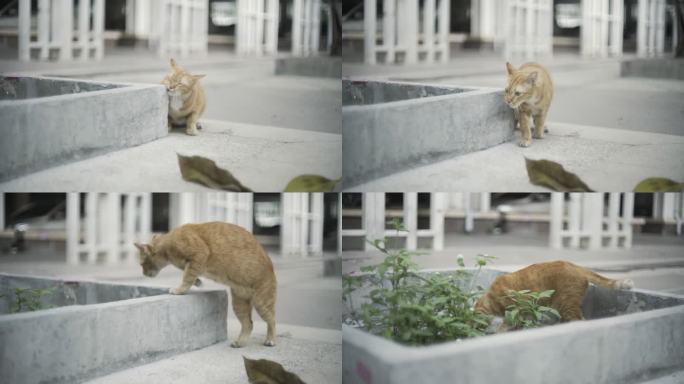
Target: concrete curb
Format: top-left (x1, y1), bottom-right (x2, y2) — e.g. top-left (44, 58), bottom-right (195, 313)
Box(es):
top-left (0, 274), bottom-right (227, 384)
top-left (342, 79), bottom-right (514, 188)
top-left (0, 76), bottom-right (167, 182)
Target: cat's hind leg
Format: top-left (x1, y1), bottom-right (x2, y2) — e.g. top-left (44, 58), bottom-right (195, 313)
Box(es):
top-left (230, 291), bottom-right (253, 348)
top-left (553, 282), bottom-right (588, 322)
top-left (253, 282), bottom-right (277, 347)
top-left (533, 111), bottom-right (548, 140)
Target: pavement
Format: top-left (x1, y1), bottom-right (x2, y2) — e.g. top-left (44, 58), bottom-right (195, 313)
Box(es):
top-left (342, 232), bottom-right (684, 295)
top-left (345, 121), bottom-right (684, 192)
top-left (0, 118), bottom-right (340, 191)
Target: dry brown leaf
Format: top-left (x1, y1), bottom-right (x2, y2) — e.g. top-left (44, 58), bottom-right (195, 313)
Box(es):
top-left (243, 357), bottom-right (306, 384)
top-left (177, 154), bottom-right (251, 192)
top-left (525, 158), bottom-right (593, 192)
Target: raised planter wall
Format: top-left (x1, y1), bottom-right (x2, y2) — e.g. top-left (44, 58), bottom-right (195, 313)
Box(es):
top-left (342, 80), bottom-right (514, 188)
top-left (0, 274), bottom-right (228, 384)
top-left (0, 76), bottom-right (168, 182)
top-left (343, 268), bottom-right (684, 384)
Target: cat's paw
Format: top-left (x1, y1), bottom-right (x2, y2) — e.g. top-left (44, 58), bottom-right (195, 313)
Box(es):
top-left (193, 278), bottom-right (203, 287)
top-left (619, 279), bottom-right (635, 289)
top-left (518, 139), bottom-right (532, 147)
top-left (196, 122), bottom-right (203, 130)
top-left (533, 133), bottom-right (544, 139)
top-left (185, 128), bottom-right (198, 136)
top-left (263, 340), bottom-right (276, 347)
top-left (169, 287), bottom-right (186, 295)
top-left (230, 340), bottom-right (245, 348)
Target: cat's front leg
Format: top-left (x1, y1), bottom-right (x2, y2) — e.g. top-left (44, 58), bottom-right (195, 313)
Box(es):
top-left (185, 113), bottom-right (200, 136)
top-left (170, 262), bottom-right (203, 295)
top-left (518, 113), bottom-right (533, 147)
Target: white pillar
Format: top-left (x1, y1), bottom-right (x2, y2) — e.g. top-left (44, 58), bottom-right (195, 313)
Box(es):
top-left (549, 193), bottom-right (564, 249)
top-left (364, 0), bottom-right (377, 64)
top-left (423, 0), bottom-right (435, 63)
top-left (85, 193), bottom-right (97, 264)
top-left (438, 0), bottom-right (449, 63)
top-left (93, 0), bottom-right (105, 60)
top-left (310, 193), bottom-right (324, 255)
top-left (568, 193), bottom-right (582, 248)
top-left (584, 193), bottom-right (604, 251)
top-left (622, 193), bottom-right (634, 249)
top-left (38, 0), bottom-right (50, 60)
top-left (363, 193), bottom-right (385, 251)
top-left (78, 0), bottom-right (91, 60)
top-left (18, 0), bottom-right (31, 61)
top-left (431, 193), bottom-right (446, 251)
top-left (66, 193), bottom-right (80, 265)
top-left (404, 192), bottom-right (418, 250)
top-left (606, 193), bottom-right (620, 249)
top-left (383, 0), bottom-right (396, 62)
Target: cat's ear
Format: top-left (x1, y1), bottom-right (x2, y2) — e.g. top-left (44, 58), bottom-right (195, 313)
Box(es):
top-left (191, 74), bottom-right (206, 82)
top-left (505, 62), bottom-right (515, 75)
top-left (525, 72), bottom-right (538, 85)
top-left (170, 58), bottom-right (179, 69)
top-left (134, 242), bottom-right (151, 255)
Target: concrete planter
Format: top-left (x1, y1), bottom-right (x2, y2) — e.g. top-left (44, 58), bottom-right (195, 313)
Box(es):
top-left (342, 80), bottom-right (514, 188)
top-left (0, 273), bottom-right (227, 384)
top-left (0, 76), bottom-right (168, 182)
top-left (343, 268), bottom-right (684, 384)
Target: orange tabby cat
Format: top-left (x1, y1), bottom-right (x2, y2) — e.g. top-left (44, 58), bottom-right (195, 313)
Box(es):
top-left (475, 261), bottom-right (633, 321)
top-left (134, 221), bottom-right (277, 347)
top-left (504, 62), bottom-right (554, 147)
top-left (161, 58), bottom-right (206, 136)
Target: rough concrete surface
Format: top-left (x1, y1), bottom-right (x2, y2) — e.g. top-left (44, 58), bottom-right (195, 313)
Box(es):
top-left (346, 121), bottom-right (684, 191)
top-left (0, 77), bottom-right (167, 182)
top-left (343, 301), bottom-right (684, 384)
top-left (85, 319), bottom-right (342, 384)
top-left (0, 119), bottom-right (341, 191)
top-left (0, 283), bottom-right (228, 384)
top-left (342, 80), bottom-right (514, 188)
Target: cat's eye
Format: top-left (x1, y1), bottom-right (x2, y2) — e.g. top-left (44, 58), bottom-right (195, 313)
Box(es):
top-left (514, 91), bottom-right (521, 96)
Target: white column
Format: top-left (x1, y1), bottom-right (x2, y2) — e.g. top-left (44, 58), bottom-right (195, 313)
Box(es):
top-left (18, 0), bottom-right (31, 61)
top-left (38, 0), bottom-right (50, 60)
top-left (622, 193), bottom-right (634, 248)
top-left (404, 0), bottom-right (419, 64)
top-left (383, 0), bottom-right (396, 62)
top-left (66, 193), bottom-right (80, 265)
top-left (464, 193), bottom-right (474, 233)
top-left (337, 193), bottom-right (343, 255)
top-left (584, 193), bottom-right (604, 251)
top-left (78, 0), bottom-right (91, 60)
top-left (423, 0), bottom-right (435, 64)
top-left (438, 0), bottom-right (449, 63)
top-left (266, 0), bottom-right (279, 55)
top-left (404, 193), bottom-right (418, 250)
top-left (59, 0), bottom-right (74, 61)
top-left (140, 193), bottom-right (152, 242)
top-left (568, 193), bottom-right (582, 248)
top-left (310, 193), bottom-right (324, 255)
top-left (85, 193), bottom-right (97, 264)
top-left (363, 193), bottom-right (385, 251)
top-left (364, 0), bottom-right (377, 64)
top-left (300, 194), bottom-right (309, 255)
top-left (637, 0), bottom-right (648, 57)
top-left (431, 193), bottom-right (446, 251)
top-left (104, 193), bottom-right (121, 265)
top-left (93, 0), bottom-right (105, 60)
top-left (606, 193), bottom-right (620, 249)
top-left (549, 193), bottom-right (564, 249)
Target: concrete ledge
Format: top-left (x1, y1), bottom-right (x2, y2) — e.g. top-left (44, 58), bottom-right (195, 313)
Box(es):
top-left (275, 56), bottom-right (341, 78)
top-left (0, 274), bottom-right (227, 384)
top-left (342, 80), bottom-right (514, 188)
top-left (621, 58), bottom-right (684, 80)
top-left (343, 268), bottom-right (684, 384)
top-left (0, 76), bottom-right (168, 182)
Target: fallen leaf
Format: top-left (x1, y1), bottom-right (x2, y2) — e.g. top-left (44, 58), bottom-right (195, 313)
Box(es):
top-left (243, 357), bottom-right (307, 384)
top-left (634, 178), bottom-right (684, 192)
top-left (177, 154), bottom-right (251, 192)
top-left (283, 175), bottom-right (340, 192)
top-left (524, 158), bottom-right (593, 192)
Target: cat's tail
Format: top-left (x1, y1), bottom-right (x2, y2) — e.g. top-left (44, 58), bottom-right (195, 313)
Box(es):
top-left (583, 267), bottom-right (634, 290)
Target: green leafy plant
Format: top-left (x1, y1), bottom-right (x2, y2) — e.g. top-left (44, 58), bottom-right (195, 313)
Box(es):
top-left (343, 219), bottom-right (496, 345)
top-left (6, 287), bottom-right (55, 313)
top-left (503, 289), bottom-right (560, 329)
